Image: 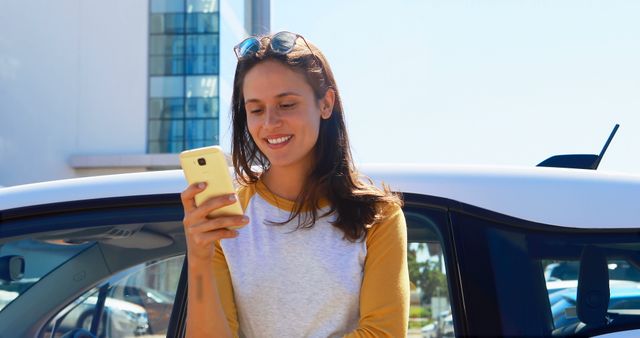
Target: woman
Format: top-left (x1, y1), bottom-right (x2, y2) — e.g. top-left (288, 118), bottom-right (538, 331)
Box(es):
top-left (181, 31), bottom-right (409, 337)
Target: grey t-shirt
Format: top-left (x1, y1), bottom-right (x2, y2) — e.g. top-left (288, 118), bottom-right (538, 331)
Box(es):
top-left (220, 186), bottom-right (366, 338)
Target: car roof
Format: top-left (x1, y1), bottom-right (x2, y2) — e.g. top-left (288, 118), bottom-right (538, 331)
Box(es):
top-left (1, 164), bottom-right (639, 229)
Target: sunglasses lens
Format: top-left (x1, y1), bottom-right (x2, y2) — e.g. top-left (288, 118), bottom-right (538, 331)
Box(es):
top-left (270, 32), bottom-right (298, 54)
top-left (237, 37), bottom-right (260, 58)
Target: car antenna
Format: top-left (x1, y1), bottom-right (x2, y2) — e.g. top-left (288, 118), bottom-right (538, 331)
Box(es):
top-left (591, 123), bottom-right (619, 170)
top-left (537, 124), bottom-right (619, 170)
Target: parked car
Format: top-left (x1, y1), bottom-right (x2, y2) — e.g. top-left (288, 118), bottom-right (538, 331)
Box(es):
top-left (55, 293), bottom-right (149, 337)
top-left (545, 262), bottom-right (580, 282)
top-left (109, 284), bottom-right (173, 334)
top-left (547, 280), bottom-right (640, 298)
top-left (545, 260), bottom-right (640, 282)
top-left (421, 310), bottom-right (453, 338)
top-left (0, 258), bottom-right (150, 337)
top-left (2, 163), bottom-right (640, 337)
top-left (547, 280), bottom-right (640, 315)
top-left (551, 287), bottom-right (640, 329)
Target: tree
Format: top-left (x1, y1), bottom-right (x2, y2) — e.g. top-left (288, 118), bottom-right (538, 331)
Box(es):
top-left (408, 244), bottom-right (449, 305)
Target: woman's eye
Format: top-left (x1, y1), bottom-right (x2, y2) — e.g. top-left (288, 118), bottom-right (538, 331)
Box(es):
top-left (280, 102), bottom-right (296, 109)
top-left (248, 108), bottom-right (263, 114)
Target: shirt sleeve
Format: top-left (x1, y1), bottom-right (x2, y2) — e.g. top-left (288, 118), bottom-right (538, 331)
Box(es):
top-left (212, 240), bottom-right (240, 338)
top-left (210, 183), bottom-right (255, 338)
top-left (344, 203), bottom-right (410, 337)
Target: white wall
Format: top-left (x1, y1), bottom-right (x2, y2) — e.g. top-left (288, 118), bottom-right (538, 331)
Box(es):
top-left (218, 0), bottom-right (247, 154)
top-left (0, 0), bottom-right (148, 186)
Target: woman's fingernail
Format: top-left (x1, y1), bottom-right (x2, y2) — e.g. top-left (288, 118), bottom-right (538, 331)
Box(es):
top-left (197, 182), bottom-right (206, 189)
top-left (229, 194), bottom-right (237, 202)
top-left (232, 230), bottom-right (239, 237)
top-left (242, 216), bottom-right (250, 223)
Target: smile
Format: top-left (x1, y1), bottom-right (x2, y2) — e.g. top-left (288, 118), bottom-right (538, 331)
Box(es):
top-left (266, 135), bottom-right (293, 145)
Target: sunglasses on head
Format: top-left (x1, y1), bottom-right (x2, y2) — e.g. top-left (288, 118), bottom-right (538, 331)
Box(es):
top-left (233, 31), bottom-right (316, 60)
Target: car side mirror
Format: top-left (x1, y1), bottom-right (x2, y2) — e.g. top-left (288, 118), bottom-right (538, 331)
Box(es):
top-left (0, 255), bottom-right (25, 282)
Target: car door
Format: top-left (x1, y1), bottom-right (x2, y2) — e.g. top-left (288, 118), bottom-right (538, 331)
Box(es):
top-left (447, 197), bottom-right (640, 337)
top-left (0, 193), bottom-right (187, 338)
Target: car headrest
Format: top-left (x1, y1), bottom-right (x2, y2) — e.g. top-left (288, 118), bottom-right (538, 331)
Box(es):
top-left (577, 245), bottom-right (610, 326)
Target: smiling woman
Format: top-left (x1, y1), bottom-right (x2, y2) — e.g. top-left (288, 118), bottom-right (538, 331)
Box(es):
top-left (242, 60), bottom-right (331, 181)
top-left (180, 31), bottom-right (410, 337)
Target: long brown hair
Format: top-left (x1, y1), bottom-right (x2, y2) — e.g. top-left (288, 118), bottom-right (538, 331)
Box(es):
top-left (231, 32), bottom-right (401, 241)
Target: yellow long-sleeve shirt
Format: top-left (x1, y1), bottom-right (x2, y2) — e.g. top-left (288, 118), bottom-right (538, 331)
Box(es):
top-left (211, 180), bottom-right (409, 337)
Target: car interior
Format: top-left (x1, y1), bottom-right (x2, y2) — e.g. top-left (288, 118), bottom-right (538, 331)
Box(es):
top-left (0, 218), bottom-right (186, 338)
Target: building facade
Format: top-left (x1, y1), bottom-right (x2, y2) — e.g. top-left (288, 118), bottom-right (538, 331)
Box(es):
top-left (0, 0), bottom-right (249, 186)
top-left (148, 0), bottom-right (220, 154)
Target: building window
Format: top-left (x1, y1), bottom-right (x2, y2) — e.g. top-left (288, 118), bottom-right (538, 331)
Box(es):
top-left (148, 0), bottom-right (220, 153)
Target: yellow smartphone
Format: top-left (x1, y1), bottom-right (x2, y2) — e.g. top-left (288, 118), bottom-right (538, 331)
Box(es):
top-left (179, 146), bottom-right (244, 228)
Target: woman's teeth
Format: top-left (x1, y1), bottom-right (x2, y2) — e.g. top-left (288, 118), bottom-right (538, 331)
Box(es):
top-left (267, 136), bottom-right (292, 145)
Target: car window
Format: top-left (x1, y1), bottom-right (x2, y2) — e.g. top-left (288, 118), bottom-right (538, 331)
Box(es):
top-left (404, 205), bottom-right (455, 338)
top-left (451, 208), bottom-right (640, 337)
top-left (42, 255), bottom-right (184, 338)
top-left (544, 258), bottom-right (640, 331)
top-left (0, 239), bottom-right (93, 312)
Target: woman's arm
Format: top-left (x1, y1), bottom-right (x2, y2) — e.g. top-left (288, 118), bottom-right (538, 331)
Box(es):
top-left (210, 240), bottom-right (241, 337)
top-left (344, 203), bottom-right (410, 337)
top-left (186, 255), bottom-right (234, 338)
top-left (181, 182), bottom-right (244, 338)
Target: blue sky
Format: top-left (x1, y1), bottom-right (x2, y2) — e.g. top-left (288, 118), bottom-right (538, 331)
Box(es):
top-left (266, 0), bottom-right (640, 174)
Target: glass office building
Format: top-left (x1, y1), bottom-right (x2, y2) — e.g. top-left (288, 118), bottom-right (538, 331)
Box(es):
top-left (148, 0), bottom-right (220, 153)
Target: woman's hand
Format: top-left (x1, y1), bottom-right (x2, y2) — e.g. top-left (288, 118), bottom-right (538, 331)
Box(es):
top-left (181, 182), bottom-right (249, 261)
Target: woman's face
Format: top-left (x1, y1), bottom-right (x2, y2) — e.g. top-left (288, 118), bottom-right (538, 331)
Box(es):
top-left (243, 60), bottom-right (333, 173)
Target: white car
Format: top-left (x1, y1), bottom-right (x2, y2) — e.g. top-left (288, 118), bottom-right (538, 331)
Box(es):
top-left (2, 163), bottom-right (640, 337)
top-left (421, 310), bottom-right (453, 338)
top-left (61, 294), bottom-right (149, 337)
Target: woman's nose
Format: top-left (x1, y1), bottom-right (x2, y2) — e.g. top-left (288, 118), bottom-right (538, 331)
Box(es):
top-left (263, 107), bottom-right (282, 128)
